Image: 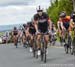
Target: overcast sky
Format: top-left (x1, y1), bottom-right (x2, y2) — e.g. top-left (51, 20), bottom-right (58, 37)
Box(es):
top-left (0, 0), bottom-right (50, 25)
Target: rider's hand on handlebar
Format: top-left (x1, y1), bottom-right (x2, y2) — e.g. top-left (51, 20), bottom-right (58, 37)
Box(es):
top-left (62, 27), bottom-right (66, 31)
top-left (36, 30), bottom-right (40, 35)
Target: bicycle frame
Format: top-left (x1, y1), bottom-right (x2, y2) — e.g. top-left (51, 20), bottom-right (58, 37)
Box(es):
top-left (63, 29), bottom-right (72, 54)
top-left (72, 25), bottom-right (75, 56)
top-left (40, 33), bottom-right (48, 63)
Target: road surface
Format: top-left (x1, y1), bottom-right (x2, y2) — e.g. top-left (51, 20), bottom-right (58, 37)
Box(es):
top-left (0, 42), bottom-right (75, 67)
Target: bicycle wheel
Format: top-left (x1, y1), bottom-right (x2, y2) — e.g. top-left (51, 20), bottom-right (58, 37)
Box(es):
top-left (73, 46), bottom-right (75, 56)
top-left (67, 33), bottom-right (72, 54)
top-left (44, 47), bottom-right (46, 63)
top-left (43, 42), bottom-right (47, 63)
top-left (52, 35), bottom-right (56, 46)
top-left (14, 37), bottom-right (18, 48)
top-left (72, 46), bottom-right (75, 56)
top-left (68, 39), bottom-right (72, 54)
top-left (40, 41), bottom-right (44, 61)
top-left (14, 39), bottom-right (18, 48)
top-left (72, 37), bottom-right (75, 56)
top-left (64, 44), bottom-right (68, 54)
top-left (40, 38), bottom-right (44, 61)
top-left (60, 37), bottom-right (65, 46)
top-left (41, 49), bottom-right (43, 61)
top-left (33, 40), bottom-right (37, 57)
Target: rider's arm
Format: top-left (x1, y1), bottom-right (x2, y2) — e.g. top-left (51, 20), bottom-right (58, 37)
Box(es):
top-left (57, 18), bottom-right (63, 30)
top-left (12, 31), bottom-right (14, 36)
top-left (48, 18), bottom-right (52, 31)
top-left (17, 30), bottom-right (19, 37)
top-left (70, 19), bottom-right (74, 28)
top-left (54, 25), bottom-right (57, 32)
top-left (57, 21), bottom-right (60, 30)
top-left (61, 22), bottom-right (65, 30)
top-left (33, 14), bottom-right (39, 32)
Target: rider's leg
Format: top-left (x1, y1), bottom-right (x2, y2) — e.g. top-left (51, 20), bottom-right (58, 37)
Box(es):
top-left (44, 35), bottom-right (49, 48)
top-left (44, 35), bottom-right (49, 54)
top-left (30, 34), bottom-right (34, 48)
top-left (13, 35), bottom-right (18, 48)
top-left (22, 35), bottom-right (26, 48)
top-left (27, 34), bottom-right (33, 52)
top-left (59, 30), bottom-right (62, 42)
top-left (62, 30), bottom-right (66, 43)
top-left (37, 35), bottom-right (41, 49)
top-left (13, 35), bottom-right (16, 46)
top-left (36, 35), bottom-right (41, 55)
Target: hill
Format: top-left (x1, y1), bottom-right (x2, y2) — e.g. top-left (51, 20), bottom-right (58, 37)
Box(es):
top-left (0, 24), bottom-right (23, 32)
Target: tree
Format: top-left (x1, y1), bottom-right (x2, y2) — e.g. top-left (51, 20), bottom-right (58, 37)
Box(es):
top-left (47, 0), bottom-right (73, 24)
top-left (72, 0), bottom-right (75, 11)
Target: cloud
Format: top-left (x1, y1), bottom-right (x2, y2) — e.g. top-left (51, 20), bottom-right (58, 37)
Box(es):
top-left (0, 0), bottom-right (50, 25)
top-left (0, 0), bottom-right (34, 6)
top-left (0, 5), bottom-right (36, 25)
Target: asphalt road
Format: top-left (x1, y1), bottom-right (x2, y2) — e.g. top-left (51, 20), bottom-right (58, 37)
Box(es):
top-left (0, 42), bottom-right (75, 67)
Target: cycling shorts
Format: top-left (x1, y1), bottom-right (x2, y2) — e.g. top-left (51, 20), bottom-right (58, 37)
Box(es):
top-left (38, 22), bottom-right (48, 33)
top-left (63, 22), bottom-right (70, 30)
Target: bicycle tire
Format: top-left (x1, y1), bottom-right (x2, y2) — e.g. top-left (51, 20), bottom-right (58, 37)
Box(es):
top-left (44, 47), bottom-right (46, 63)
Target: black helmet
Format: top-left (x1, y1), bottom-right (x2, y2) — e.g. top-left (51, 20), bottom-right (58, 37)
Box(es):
top-left (59, 11), bottom-right (66, 18)
top-left (27, 22), bottom-right (32, 26)
top-left (71, 11), bottom-right (75, 17)
top-left (23, 24), bottom-right (26, 28)
top-left (71, 11), bottom-right (75, 18)
top-left (71, 11), bottom-right (75, 22)
top-left (14, 27), bottom-right (17, 30)
top-left (37, 6), bottom-right (43, 12)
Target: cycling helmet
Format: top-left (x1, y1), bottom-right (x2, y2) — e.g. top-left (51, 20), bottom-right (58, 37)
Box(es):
top-left (72, 11), bottom-right (75, 15)
top-left (59, 11), bottom-right (66, 18)
top-left (71, 11), bottom-right (75, 18)
top-left (23, 24), bottom-right (26, 28)
top-left (71, 11), bottom-right (75, 22)
top-left (14, 27), bottom-right (17, 30)
top-left (27, 22), bottom-right (32, 27)
top-left (36, 5), bottom-right (43, 12)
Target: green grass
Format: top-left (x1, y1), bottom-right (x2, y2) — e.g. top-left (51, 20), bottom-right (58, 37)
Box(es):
top-left (0, 32), bottom-right (4, 36)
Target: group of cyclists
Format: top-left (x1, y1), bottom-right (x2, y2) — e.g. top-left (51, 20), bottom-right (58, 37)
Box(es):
top-left (11, 6), bottom-right (75, 62)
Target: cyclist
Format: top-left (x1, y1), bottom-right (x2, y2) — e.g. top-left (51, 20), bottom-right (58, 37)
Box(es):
top-left (49, 23), bottom-right (57, 46)
top-left (70, 11), bottom-right (75, 29)
top-left (57, 17), bottom-right (63, 44)
top-left (28, 21), bottom-right (36, 52)
top-left (22, 24), bottom-right (27, 48)
top-left (50, 23), bottom-right (57, 35)
top-left (24, 23), bottom-right (32, 49)
top-left (59, 11), bottom-right (71, 42)
top-left (70, 11), bottom-right (75, 55)
top-left (33, 6), bottom-right (51, 55)
top-left (12, 27), bottom-right (19, 48)
top-left (18, 27), bottom-right (23, 45)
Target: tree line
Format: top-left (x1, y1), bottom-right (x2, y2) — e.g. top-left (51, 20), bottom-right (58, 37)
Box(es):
top-left (47, 0), bottom-right (73, 24)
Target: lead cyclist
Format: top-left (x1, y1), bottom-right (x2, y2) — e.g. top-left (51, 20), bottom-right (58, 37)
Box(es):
top-left (33, 6), bottom-right (52, 56)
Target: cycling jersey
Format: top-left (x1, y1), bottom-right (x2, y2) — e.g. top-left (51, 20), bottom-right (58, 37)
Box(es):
top-left (13, 29), bottom-right (18, 35)
top-left (29, 23), bottom-right (36, 35)
top-left (62, 16), bottom-right (70, 30)
top-left (34, 12), bottom-right (49, 33)
top-left (62, 16), bottom-right (70, 23)
top-left (22, 28), bottom-right (26, 35)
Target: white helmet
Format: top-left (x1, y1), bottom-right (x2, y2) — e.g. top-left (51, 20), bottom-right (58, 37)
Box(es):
top-left (36, 5), bottom-right (43, 12)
